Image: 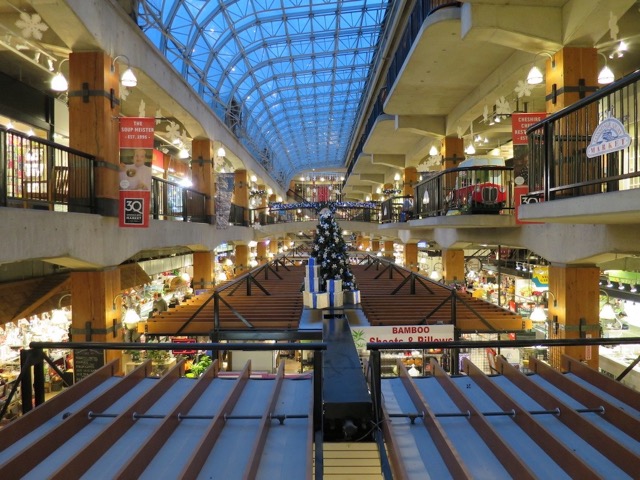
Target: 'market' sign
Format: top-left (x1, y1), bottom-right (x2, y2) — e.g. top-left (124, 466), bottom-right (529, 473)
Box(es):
top-left (586, 115), bottom-right (632, 158)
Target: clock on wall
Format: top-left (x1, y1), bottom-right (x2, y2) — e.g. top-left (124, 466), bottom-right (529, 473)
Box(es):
top-left (465, 257), bottom-right (482, 272)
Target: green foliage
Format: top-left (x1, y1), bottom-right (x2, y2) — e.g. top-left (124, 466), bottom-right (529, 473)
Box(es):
top-left (188, 354), bottom-right (213, 378)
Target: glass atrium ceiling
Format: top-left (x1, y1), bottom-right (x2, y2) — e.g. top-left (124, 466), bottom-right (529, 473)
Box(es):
top-left (138, 0), bottom-right (391, 185)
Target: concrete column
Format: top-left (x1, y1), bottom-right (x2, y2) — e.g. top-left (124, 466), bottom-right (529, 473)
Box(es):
top-left (547, 265), bottom-right (600, 370)
top-left (70, 268), bottom-right (121, 364)
top-left (192, 251), bottom-right (214, 291)
top-left (68, 52), bottom-right (121, 216)
top-left (191, 139), bottom-right (216, 223)
top-left (442, 249), bottom-right (465, 283)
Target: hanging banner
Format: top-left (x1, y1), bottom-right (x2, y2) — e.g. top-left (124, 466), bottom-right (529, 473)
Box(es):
top-left (216, 173), bottom-right (235, 229)
top-left (119, 117), bottom-right (154, 228)
top-left (512, 113), bottom-right (546, 225)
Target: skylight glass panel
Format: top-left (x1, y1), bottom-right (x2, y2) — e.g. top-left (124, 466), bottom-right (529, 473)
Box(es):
top-left (139, 0), bottom-right (390, 183)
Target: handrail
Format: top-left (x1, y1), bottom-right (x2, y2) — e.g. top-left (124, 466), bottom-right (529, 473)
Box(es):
top-left (526, 69), bottom-right (640, 135)
top-left (526, 69), bottom-right (640, 202)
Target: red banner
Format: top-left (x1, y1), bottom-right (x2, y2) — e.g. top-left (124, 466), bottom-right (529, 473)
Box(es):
top-left (512, 113), bottom-right (547, 145)
top-left (119, 117), bottom-right (155, 149)
top-left (119, 117), bottom-right (154, 227)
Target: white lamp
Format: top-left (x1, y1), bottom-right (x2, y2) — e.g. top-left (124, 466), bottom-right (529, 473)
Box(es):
top-left (50, 58), bottom-right (69, 92)
top-left (599, 289), bottom-right (617, 320)
top-left (597, 52), bottom-right (614, 85)
top-left (526, 52), bottom-right (554, 85)
top-left (529, 290), bottom-right (557, 322)
top-left (112, 54), bottom-right (138, 87)
top-left (123, 308), bottom-right (141, 329)
top-left (526, 66), bottom-right (544, 85)
top-left (429, 262), bottom-right (443, 281)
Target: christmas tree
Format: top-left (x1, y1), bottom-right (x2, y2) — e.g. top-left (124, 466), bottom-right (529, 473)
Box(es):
top-left (311, 210), bottom-right (356, 290)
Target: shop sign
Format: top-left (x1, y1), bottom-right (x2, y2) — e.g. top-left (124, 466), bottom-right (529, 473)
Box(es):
top-left (119, 190), bottom-right (150, 228)
top-left (119, 117), bottom-right (155, 149)
top-left (531, 266), bottom-right (548, 288)
top-left (586, 115), bottom-right (632, 158)
top-left (351, 325), bottom-right (454, 350)
top-left (512, 113), bottom-right (547, 145)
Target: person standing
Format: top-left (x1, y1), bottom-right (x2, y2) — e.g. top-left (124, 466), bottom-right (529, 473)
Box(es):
top-left (152, 292), bottom-right (168, 314)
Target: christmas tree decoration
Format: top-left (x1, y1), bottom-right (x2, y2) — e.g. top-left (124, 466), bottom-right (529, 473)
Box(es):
top-left (310, 210), bottom-right (356, 291)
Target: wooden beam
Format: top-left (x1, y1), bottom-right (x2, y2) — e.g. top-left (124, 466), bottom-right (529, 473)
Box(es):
top-left (462, 358), bottom-right (599, 479)
top-left (113, 360), bottom-right (220, 479)
top-left (396, 359), bottom-right (473, 479)
top-left (0, 360), bottom-right (152, 477)
top-left (381, 403), bottom-right (409, 480)
top-left (430, 358), bottom-right (537, 479)
top-left (178, 361), bottom-right (252, 479)
top-left (0, 359), bottom-right (118, 451)
top-left (49, 359), bottom-right (186, 479)
top-left (529, 356), bottom-right (640, 442)
top-left (498, 356), bottom-right (640, 477)
top-left (243, 361), bottom-right (286, 478)
top-left (561, 354), bottom-right (640, 414)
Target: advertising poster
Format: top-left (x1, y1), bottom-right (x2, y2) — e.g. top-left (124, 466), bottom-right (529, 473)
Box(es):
top-left (119, 117), bottom-right (154, 227)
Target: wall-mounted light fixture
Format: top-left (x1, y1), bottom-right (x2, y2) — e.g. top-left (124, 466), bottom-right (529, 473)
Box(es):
top-left (529, 290), bottom-right (557, 321)
top-left (429, 262), bottom-right (443, 281)
top-left (51, 293), bottom-right (72, 326)
top-left (217, 146), bottom-right (226, 157)
top-left (111, 54), bottom-right (138, 87)
top-left (599, 289), bottom-right (617, 320)
top-left (597, 52), bottom-right (615, 85)
top-left (526, 52), bottom-right (554, 85)
top-left (50, 58), bottom-right (69, 92)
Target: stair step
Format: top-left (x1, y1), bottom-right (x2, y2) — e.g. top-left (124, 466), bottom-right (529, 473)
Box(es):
top-left (314, 443), bottom-right (383, 479)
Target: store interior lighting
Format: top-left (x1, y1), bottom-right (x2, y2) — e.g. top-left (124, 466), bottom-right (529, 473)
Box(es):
top-left (111, 54), bottom-right (138, 87)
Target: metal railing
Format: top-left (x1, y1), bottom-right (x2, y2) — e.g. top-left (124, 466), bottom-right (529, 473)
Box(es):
top-left (527, 69), bottom-right (640, 202)
top-left (151, 177), bottom-right (208, 222)
top-left (345, 1), bottom-right (462, 179)
top-left (1, 127), bottom-right (95, 212)
top-left (414, 165), bottom-right (514, 218)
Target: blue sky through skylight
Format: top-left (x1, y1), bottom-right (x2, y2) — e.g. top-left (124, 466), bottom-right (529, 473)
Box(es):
top-left (139, 0), bottom-right (390, 184)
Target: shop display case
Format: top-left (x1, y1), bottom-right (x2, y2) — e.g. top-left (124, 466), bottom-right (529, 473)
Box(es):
top-left (379, 349), bottom-right (444, 377)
